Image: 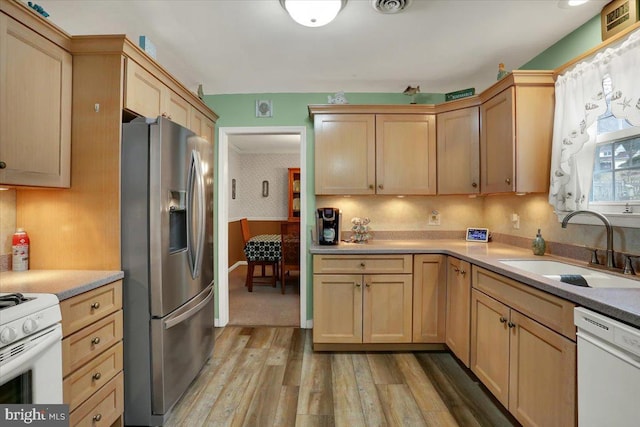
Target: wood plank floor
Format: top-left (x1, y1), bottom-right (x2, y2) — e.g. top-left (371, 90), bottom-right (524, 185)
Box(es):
top-left (165, 327), bottom-right (519, 427)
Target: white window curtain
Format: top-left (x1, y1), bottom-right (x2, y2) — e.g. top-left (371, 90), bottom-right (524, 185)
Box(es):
top-left (549, 29), bottom-right (640, 212)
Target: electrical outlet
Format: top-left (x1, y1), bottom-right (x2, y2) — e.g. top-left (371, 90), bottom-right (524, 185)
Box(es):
top-left (429, 210), bottom-right (441, 226)
top-left (511, 213), bottom-right (520, 229)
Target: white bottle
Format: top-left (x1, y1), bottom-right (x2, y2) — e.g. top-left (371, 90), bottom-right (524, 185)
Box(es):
top-left (12, 228), bottom-right (29, 272)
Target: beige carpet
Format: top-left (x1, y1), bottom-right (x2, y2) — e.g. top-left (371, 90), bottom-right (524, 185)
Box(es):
top-left (228, 265), bottom-right (300, 326)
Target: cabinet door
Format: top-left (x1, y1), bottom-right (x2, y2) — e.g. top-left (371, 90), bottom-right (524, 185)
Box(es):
top-left (445, 258), bottom-right (471, 366)
top-left (437, 107), bottom-right (480, 194)
top-left (189, 108), bottom-right (215, 143)
top-left (364, 274), bottom-right (412, 343)
top-left (314, 114), bottom-right (375, 195)
top-left (376, 114), bottom-right (436, 195)
top-left (480, 87), bottom-right (515, 193)
top-left (313, 274), bottom-right (362, 343)
top-left (412, 255), bottom-right (446, 343)
top-left (513, 85), bottom-right (555, 194)
top-left (508, 311), bottom-right (576, 427)
top-left (0, 14), bottom-right (71, 187)
top-left (124, 58), bottom-right (164, 119)
top-left (164, 90), bottom-right (190, 128)
top-left (470, 289), bottom-right (510, 407)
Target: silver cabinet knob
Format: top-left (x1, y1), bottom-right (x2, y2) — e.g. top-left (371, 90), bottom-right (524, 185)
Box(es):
top-left (505, 178), bottom-right (511, 185)
top-left (91, 336), bottom-right (101, 345)
top-left (499, 317), bottom-right (507, 323)
top-left (91, 302), bottom-right (100, 310)
top-left (92, 372), bottom-right (102, 381)
top-left (471, 182), bottom-right (478, 188)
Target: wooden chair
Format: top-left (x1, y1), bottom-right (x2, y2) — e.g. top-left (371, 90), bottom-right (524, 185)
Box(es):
top-left (240, 218), bottom-right (279, 292)
top-left (280, 222), bottom-right (300, 294)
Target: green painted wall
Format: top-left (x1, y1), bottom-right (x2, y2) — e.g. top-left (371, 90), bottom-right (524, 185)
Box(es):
top-left (520, 14), bottom-right (602, 70)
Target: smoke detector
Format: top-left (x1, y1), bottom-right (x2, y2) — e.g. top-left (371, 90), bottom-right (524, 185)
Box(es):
top-left (372, 0), bottom-right (411, 14)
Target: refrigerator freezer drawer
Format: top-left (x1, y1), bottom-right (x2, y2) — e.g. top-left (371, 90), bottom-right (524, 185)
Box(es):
top-left (150, 285), bottom-right (214, 416)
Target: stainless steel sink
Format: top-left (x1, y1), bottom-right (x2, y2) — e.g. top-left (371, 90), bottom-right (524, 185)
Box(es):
top-left (499, 259), bottom-right (640, 289)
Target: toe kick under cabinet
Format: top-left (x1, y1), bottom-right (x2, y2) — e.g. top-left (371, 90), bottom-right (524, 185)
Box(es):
top-left (60, 280), bottom-right (124, 427)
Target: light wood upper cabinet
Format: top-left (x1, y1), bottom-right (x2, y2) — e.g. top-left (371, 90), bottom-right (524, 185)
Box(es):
top-left (165, 90), bottom-right (190, 129)
top-left (124, 58), bottom-right (164, 119)
top-left (124, 58), bottom-right (194, 130)
top-left (189, 107), bottom-right (215, 143)
top-left (376, 114), bottom-right (436, 195)
top-left (480, 78), bottom-right (554, 194)
top-left (314, 112), bottom-right (436, 195)
top-left (445, 257), bottom-right (471, 366)
top-left (437, 107), bottom-right (480, 194)
top-left (0, 13), bottom-right (71, 187)
top-left (412, 254), bottom-right (446, 343)
top-left (314, 114), bottom-right (375, 195)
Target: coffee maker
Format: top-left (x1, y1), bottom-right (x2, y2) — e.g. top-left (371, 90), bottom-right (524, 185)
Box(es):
top-left (316, 208), bottom-right (341, 245)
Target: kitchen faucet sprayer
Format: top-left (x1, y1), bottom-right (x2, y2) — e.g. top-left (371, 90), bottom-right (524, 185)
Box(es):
top-left (561, 210), bottom-right (615, 269)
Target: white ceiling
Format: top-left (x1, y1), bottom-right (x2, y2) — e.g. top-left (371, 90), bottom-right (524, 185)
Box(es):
top-left (36, 0), bottom-right (607, 97)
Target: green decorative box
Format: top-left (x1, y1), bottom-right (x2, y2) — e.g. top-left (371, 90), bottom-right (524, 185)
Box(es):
top-left (445, 88), bottom-right (475, 102)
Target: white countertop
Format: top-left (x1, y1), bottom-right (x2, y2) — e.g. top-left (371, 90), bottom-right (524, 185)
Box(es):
top-left (0, 270), bottom-right (124, 301)
top-left (311, 240), bottom-right (640, 328)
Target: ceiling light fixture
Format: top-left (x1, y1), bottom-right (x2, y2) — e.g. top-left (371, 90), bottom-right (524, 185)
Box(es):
top-left (280, 0), bottom-right (347, 27)
top-left (558, 0), bottom-right (589, 8)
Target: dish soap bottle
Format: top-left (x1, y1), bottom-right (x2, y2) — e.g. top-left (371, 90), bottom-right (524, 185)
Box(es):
top-left (532, 229), bottom-right (546, 256)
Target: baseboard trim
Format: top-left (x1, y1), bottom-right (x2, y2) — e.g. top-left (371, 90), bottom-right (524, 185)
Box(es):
top-left (313, 342), bottom-right (447, 352)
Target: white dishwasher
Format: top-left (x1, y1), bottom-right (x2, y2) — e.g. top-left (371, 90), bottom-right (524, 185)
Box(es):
top-left (574, 307), bottom-right (640, 427)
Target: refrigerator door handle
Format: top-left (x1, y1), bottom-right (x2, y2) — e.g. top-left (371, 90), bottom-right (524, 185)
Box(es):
top-left (187, 149), bottom-right (206, 279)
top-left (163, 286), bottom-right (214, 330)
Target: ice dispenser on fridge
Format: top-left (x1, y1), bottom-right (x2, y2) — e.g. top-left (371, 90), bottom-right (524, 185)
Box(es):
top-left (316, 208), bottom-right (341, 245)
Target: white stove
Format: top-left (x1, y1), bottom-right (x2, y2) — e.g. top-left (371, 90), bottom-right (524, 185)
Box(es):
top-left (0, 293), bottom-right (61, 344)
top-left (0, 292), bottom-right (63, 404)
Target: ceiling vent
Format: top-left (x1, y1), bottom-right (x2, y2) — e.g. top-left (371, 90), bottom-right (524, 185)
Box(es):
top-left (372, 0), bottom-right (411, 14)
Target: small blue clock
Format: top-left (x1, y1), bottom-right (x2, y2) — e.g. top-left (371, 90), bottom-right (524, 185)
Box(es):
top-left (466, 228), bottom-right (489, 242)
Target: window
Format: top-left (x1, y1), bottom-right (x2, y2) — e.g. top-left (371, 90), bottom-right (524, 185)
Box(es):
top-left (589, 75), bottom-right (640, 216)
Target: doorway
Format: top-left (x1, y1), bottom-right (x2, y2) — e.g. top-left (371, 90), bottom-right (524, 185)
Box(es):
top-left (217, 126), bottom-right (308, 328)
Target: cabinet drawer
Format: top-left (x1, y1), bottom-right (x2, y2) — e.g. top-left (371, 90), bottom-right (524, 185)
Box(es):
top-left (69, 372), bottom-right (123, 427)
top-left (63, 311), bottom-right (123, 376)
top-left (61, 281), bottom-right (122, 337)
top-left (472, 266), bottom-right (575, 340)
top-left (64, 342), bottom-right (123, 411)
top-left (314, 254), bottom-right (412, 274)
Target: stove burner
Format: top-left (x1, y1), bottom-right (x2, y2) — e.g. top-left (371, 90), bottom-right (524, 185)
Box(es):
top-left (0, 293), bottom-right (33, 310)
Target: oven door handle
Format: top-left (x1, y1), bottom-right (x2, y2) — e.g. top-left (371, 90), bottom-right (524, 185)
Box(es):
top-left (0, 325), bottom-right (62, 383)
top-left (163, 287), bottom-right (213, 330)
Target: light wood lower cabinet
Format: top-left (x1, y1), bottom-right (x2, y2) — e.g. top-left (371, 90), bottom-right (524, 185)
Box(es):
top-left (445, 257), bottom-right (471, 366)
top-left (470, 270), bottom-right (576, 427)
top-left (60, 281), bottom-right (124, 426)
top-left (313, 255), bottom-right (413, 344)
top-left (412, 254), bottom-right (446, 343)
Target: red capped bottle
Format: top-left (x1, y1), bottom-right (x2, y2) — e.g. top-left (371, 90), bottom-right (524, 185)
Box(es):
top-left (12, 228), bottom-right (29, 271)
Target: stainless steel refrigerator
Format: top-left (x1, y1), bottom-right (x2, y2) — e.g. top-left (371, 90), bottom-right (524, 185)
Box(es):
top-left (121, 117), bottom-right (214, 426)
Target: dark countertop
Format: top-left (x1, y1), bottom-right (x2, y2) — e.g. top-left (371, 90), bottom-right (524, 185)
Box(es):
top-left (310, 240), bottom-right (640, 328)
top-left (0, 270), bottom-right (124, 301)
